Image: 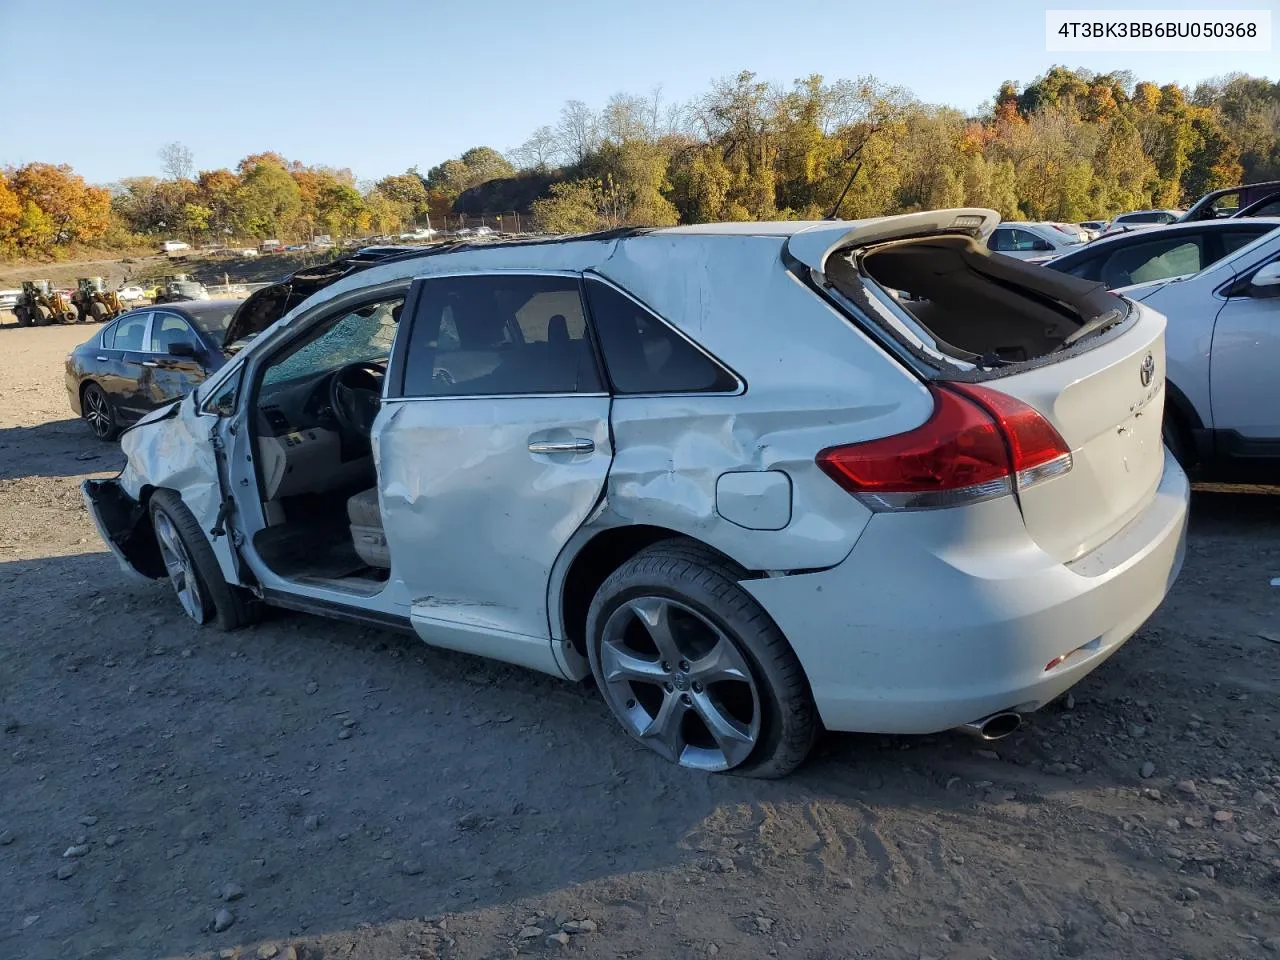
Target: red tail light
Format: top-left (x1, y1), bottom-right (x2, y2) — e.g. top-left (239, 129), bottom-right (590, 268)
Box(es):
top-left (816, 383), bottom-right (1072, 511)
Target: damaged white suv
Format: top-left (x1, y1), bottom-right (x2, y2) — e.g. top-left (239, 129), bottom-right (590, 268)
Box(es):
top-left (85, 210), bottom-right (1188, 777)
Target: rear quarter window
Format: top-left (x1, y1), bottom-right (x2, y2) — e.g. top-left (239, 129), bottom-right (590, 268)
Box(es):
top-left (584, 278), bottom-right (739, 394)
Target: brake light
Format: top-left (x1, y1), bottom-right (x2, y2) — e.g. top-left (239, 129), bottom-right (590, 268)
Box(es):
top-left (816, 383), bottom-right (1072, 511)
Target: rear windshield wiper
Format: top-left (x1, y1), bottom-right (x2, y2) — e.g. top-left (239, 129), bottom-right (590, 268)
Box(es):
top-left (1055, 307), bottom-right (1124, 352)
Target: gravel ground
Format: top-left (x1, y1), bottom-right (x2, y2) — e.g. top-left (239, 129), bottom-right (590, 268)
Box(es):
top-left (2, 321), bottom-right (1279, 960)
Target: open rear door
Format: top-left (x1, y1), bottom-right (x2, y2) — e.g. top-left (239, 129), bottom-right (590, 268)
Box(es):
top-left (785, 208), bottom-right (1001, 276)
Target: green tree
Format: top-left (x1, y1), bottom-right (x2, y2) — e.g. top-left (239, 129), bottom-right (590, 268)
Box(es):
top-left (237, 161), bottom-right (302, 239)
top-left (180, 203), bottom-right (212, 243)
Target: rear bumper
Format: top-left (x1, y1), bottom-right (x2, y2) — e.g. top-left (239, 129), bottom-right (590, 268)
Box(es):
top-left (744, 447), bottom-right (1189, 734)
top-left (66, 370), bottom-right (83, 416)
top-left (81, 479), bottom-right (162, 582)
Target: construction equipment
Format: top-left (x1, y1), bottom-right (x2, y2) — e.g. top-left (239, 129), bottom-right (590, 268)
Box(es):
top-left (154, 275), bottom-right (209, 303)
top-left (13, 280), bottom-right (77, 326)
top-left (71, 277), bottom-right (126, 323)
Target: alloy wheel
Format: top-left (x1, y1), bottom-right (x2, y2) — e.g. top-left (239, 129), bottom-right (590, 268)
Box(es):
top-left (598, 596), bottom-right (761, 771)
top-left (83, 387), bottom-right (113, 439)
top-left (153, 511), bottom-right (206, 622)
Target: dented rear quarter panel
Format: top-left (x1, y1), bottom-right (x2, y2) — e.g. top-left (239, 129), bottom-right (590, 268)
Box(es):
top-left (590, 233), bottom-right (934, 573)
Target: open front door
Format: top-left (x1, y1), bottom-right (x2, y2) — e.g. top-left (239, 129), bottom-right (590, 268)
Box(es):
top-left (376, 272), bottom-right (612, 676)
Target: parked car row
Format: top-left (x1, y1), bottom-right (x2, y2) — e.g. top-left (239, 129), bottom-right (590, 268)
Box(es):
top-left (1042, 217), bottom-right (1280, 483)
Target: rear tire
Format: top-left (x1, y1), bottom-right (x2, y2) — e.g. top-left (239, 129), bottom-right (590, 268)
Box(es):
top-left (586, 539), bottom-right (818, 778)
top-left (14, 305), bottom-right (31, 327)
top-left (148, 490), bottom-right (260, 631)
top-left (88, 301), bottom-right (108, 322)
top-left (81, 382), bottom-right (118, 441)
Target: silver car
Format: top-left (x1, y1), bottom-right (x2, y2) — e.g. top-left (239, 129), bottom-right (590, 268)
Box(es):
top-left (1112, 227), bottom-right (1280, 481)
top-left (85, 209), bottom-right (1188, 777)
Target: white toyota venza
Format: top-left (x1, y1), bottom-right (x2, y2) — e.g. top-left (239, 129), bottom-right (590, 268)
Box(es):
top-left (85, 210), bottom-right (1188, 777)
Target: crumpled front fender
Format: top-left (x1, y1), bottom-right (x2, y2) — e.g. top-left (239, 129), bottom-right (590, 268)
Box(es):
top-left (118, 396), bottom-right (222, 534)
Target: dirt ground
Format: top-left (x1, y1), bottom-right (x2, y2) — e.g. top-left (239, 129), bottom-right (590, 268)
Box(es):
top-left (1, 323), bottom-right (1279, 960)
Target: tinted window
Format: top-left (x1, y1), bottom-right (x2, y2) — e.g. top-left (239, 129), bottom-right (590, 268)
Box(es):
top-left (149, 313), bottom-right (201, 353)
top-left (110, 312), bottom-right (149, 351)
top-left (1221, 227), bottom-right (1274, 255)
top-left (1098, 236), bottom-right (1206, 288)
top-left (1061, 254), bottom-right (1103, 282)
top-left (1244, 199), bottom-right (1280, 218)
top-left (403, 275), bottom-right (601, 397)
top-left (585, 279), bottom-right (738, 394)
top-left (987, 229), bottom-right (1013, 252)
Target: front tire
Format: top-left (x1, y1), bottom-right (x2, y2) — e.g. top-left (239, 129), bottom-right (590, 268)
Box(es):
top-left (81, 382), bottom-right (118, 441)
top-left (586, 539), bottom-right (817, 778)
top-left (148, 490), bottom-right (259, 631)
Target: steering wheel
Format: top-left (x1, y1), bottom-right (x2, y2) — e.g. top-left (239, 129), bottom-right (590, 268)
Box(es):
top-left (328, 361), bottom-right (384, 444)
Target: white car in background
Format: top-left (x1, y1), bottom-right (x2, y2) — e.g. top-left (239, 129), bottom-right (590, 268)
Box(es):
top-left (1115, 227), bottom-right (1280, 481)
top-left (985, 222), bottom-right (1088, 263)
top-left (117, 285), bottom-right (146, 301)
top-left (0, 289), bottom-right (20, 311)
top-left (1100, 210), bottom-right (1184, 236)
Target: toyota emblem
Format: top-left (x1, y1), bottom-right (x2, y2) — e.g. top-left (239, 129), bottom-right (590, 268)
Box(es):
top-left (1139, 353), bottom-right (1155, 388)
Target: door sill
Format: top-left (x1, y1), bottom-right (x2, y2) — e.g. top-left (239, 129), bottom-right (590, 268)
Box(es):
top-left (262, 588), bottom-right (414, 633)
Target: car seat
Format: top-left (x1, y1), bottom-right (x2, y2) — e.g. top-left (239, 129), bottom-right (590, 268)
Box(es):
top-left (347, 487), bottom-right (390, 569)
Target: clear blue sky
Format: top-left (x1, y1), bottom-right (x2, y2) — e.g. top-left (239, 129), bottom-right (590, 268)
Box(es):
top-left (1, 0), bottom-right (1275, 185)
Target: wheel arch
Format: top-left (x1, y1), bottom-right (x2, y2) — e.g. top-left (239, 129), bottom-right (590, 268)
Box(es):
top-left (555, 524), bottom-right (754, 665)
top-left (1165, 377), bottom-right (1203, 432)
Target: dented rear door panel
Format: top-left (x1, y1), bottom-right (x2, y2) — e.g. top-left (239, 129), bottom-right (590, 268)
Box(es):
top-left (375, 395), bottom-right (612, 677)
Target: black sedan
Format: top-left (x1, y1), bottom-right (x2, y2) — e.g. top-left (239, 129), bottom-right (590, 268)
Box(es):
top-left (65, 300), bottom-right (239, 440)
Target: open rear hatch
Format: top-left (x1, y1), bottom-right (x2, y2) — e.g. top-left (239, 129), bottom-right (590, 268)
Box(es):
top-left (793, 209), bottom-right (1167, 563)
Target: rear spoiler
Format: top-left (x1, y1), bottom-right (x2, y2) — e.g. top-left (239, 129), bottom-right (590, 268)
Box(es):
top-left (785, 208), bottom-right (1000, 275)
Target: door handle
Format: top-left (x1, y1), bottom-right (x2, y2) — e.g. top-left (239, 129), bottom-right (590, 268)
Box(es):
top-left (528, 439), bottom-right (595, 455)
top-left (141, 360), bottom-right (159, 368)
top-left (95, 355), bottom-right (108, 361)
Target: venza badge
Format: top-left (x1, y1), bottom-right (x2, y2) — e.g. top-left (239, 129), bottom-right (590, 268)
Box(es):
top-left (1139, 353), bottom-right (1155, 388)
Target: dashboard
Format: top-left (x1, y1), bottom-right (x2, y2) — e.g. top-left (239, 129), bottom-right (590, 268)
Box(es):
top-left (254, 364), bottom-right (383, 501)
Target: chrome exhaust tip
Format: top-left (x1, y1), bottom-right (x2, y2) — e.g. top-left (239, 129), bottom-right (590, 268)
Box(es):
top-left (959, 711), bottom-right (1022, 741)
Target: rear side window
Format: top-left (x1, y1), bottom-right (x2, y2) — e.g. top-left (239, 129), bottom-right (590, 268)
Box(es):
top-left (584, 278), bottom-right (738, 394)
top-left (110, 313), bottom-right (149, 351)
top-left (987, 229), bottom-right (1013, 252)
top-left (403, 274), bottom-right (602, 397)
top-left (1220, 227), bottom-right (1272, 255)
top-left (149, 313), bottom-right (200, 353)
top-left (988, 228), bottom-right (1051, 253)
top-left (1097, 236), bottom-right (1205, 287)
